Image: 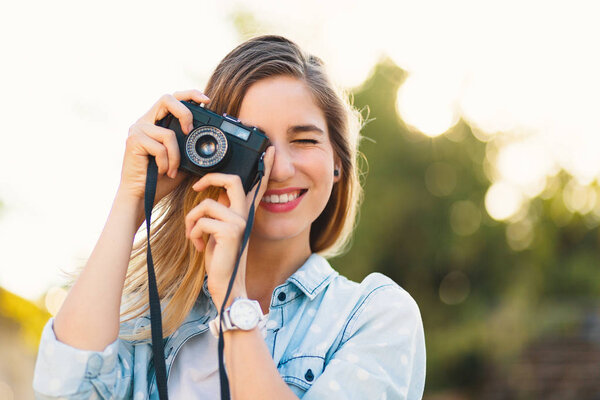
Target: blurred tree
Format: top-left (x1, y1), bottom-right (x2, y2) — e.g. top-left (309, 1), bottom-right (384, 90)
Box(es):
top-left (331, 60), bottom-right (600, 395)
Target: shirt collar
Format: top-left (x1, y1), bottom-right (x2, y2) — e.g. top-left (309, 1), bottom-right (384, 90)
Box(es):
top-left (200, 253), bottom-right (338, 303)
top-left (285, 253), bottom-right (338, 300)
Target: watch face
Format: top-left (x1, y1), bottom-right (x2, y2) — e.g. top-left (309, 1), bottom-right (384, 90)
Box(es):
top-left (230, 300), bottom-right (260, 330)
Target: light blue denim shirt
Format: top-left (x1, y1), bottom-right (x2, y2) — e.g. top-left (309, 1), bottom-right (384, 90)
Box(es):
top-left (34, 254), bottom-right (426, 399)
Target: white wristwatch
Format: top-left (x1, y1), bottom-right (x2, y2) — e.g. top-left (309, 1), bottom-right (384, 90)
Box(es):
top-left (209, 297), bottom-right (267, 338)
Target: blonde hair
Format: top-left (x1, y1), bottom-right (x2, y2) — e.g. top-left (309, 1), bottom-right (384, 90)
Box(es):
top-left (120, 35), bottom-right (364, 340)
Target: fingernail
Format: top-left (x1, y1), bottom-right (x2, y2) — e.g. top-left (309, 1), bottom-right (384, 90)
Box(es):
top-left (202, 94), bottom-right (210, 101)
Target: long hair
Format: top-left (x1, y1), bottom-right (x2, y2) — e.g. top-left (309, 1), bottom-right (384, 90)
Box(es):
top-left (119, 35), bottom-right (364, 340)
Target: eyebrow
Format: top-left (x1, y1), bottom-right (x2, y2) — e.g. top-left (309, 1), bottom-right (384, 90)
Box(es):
top-left (287, 124), bottom-right (325, 135)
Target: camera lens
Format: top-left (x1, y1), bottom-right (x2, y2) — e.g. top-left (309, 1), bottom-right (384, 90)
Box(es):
top-left (186, 126), bottom-right (228, 168)
top-left (197, 136), bottom-right (217, 158)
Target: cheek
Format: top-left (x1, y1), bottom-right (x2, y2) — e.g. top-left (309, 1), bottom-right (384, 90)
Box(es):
top-left (302, 152), bottom-right (336, 204)
top-left (295, 148), bottom-right (335, 178)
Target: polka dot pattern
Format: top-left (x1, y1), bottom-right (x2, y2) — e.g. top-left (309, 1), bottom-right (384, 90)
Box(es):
top-left (75, 352), bottom-right (88, 363)
top-left (44, 343), bottom-right (55, 357)
top-left (372, 322), bottom-right (385, 331)
top-left (356, 367), bottom-right (370, 381)
top-left (316, 342), bottom-right (328, 351)
top-left (49, 378), bottom-right (60, 391)
top-left (32, 255), bottom-right (425, 400)
top-left (328, 380), bottom-right (341, 391)
top-left (398, 327), bottom-right (411, 335)
top-left (266, 320), bottom-right (278, 330)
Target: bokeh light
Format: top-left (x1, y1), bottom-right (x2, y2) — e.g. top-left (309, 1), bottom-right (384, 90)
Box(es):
top-left (396, 72), bottom-right (460, 137)
top-left (506, 219), bottom-right (534, 251)
top-left (450, 200), bottom-right (481, 236)
top-left (439, 271), bottom-right (470, 305)
top-left (425, 162), bottom-right (457, 197)
top-left (563, 179), bottom-right (597, 215)
top-left (495, 137), bottom-right (555, 199)
top-left (0, 0), bottom-right (598, 303)
top-left (485, 181), bottom-right (524, 221)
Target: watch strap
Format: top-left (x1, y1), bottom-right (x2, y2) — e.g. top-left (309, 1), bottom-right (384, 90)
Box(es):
top-left (209, 298), bottom-right (267, 338)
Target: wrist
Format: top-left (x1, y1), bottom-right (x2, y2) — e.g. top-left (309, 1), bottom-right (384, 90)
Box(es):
top-left (114, 189), bottom-right (145, 228)
top-left (211, 285), bottom-right (248, 311)
top-left (209, 297), bottom-right (267, 339)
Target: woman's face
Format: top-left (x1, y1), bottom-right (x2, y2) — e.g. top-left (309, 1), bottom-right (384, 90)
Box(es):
top-left (238, 75), bottom-right (340, 245)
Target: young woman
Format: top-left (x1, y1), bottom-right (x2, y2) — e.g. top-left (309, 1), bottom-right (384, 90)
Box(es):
top-left (33, 35), bottom-right (426, 399)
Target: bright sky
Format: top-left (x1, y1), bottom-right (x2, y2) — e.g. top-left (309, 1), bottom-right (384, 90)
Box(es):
top-left (1, 0), bottom-right (599, 303)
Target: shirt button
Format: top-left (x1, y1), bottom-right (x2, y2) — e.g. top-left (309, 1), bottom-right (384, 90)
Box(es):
top-left (85, 354), bottom-right (103, 378)
top-left (305, 369), bottom-right (314, 382)
top-left (278, 291), bottom-right (287, 302)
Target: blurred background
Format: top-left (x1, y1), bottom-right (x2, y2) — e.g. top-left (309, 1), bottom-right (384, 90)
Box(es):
top-left (1, 0), bottom-right (600, 399)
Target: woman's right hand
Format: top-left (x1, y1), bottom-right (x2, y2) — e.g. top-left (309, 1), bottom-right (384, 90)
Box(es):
top-left (117, 89), bottom-right (211, 204)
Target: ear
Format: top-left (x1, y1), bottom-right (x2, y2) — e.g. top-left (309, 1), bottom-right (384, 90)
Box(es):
top-left (333, 162), bottom-right (341, 183)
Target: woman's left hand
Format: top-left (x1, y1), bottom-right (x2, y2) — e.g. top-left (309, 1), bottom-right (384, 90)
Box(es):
top-left (185, 146), bottom-right (274, 307)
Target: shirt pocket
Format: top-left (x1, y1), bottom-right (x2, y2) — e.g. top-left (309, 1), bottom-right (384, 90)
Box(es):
top-left (278, 355), bottom-right (325, 393)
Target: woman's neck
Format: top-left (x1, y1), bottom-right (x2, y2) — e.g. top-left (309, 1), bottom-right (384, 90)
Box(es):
top-left (245, 233), bottom-right (312, 310)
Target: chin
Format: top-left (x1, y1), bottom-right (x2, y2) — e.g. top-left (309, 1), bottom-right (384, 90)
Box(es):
top-left (252, 219), bottom-right (310, 243)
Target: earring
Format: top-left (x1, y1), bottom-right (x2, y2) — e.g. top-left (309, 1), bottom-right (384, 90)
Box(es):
top-left (334, 169), bottom-right (340, 177)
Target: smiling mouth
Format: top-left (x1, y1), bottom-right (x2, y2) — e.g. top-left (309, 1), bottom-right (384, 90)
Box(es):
top-left (261, 189), bottom-right (307, 204)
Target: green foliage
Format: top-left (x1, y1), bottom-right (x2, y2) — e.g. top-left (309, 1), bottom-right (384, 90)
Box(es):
top-left (332, 60), bottom-right (600, 391)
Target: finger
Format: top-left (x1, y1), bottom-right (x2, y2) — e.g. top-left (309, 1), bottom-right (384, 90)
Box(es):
top-left (140, 94), bottom-right (194, 134)
top-left (173, 89), bottom-right (211, 104)
top-left (188, 218), bottom-right (243, 245)
top-left (191, 236), bottom-right (206, 252)
top-left (128, 128), bottom-right (170, 175)
top-left (185, 199), bottom-right (246, 238)
top-left (139, 122), bottom-right (181, 178)
top-left (192, 173), bottom-right (246, 216)
top-left (157, 94), bottom-right (196, 134)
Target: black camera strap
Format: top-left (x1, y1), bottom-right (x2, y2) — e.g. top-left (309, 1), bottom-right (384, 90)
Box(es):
top-left (144, 154), bottom-right (265, 400)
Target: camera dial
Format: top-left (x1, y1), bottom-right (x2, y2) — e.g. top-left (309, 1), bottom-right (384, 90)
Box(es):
top-left (186, 126), bottom-right (228, 168)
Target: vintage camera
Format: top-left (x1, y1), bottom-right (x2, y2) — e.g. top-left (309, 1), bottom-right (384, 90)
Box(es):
top-left (156, 101), bottom-right (270, 193)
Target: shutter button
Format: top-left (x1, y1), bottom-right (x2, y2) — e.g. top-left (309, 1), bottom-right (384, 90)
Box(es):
top-left (305, 369), bottom-right (314, 381)
top-left (278, 291), bottom-right (286, 302)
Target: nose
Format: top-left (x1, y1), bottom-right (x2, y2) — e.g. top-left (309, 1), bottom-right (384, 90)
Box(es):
top-left (268, 143), bottom-right (295, 182)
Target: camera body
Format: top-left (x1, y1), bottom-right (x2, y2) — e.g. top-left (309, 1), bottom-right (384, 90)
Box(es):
top-left (156, 101), bottom-right (270, 193)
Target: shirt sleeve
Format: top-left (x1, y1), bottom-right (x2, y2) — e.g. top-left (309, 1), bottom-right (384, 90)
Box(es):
top-left (302, 279), bottom-right (426, 400)
top-left (33, 317), bottom-right (134, 400)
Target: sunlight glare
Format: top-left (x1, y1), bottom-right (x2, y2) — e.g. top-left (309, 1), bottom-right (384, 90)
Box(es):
top-left (396, 72), bottom-right (460, 137)
top-left (485, 181), bottom-right (524, 221)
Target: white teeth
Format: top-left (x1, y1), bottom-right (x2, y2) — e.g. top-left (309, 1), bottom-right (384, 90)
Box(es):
top-left (263, 191), bottom-right (301, 204)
